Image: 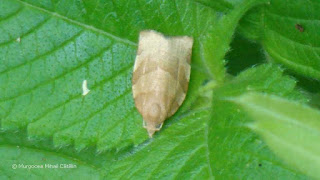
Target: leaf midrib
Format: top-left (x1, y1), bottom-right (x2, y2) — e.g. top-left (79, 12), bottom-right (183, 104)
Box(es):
top-left (244, 101), bottom-right (320, 134)
top-left (15, 0), bottom-right (137, 46)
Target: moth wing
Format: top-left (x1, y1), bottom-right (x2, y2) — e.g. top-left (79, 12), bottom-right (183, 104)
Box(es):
top-left (166, 36), bottom-right (193, 117)
top-left (132, 31), bottom-right (167, 117)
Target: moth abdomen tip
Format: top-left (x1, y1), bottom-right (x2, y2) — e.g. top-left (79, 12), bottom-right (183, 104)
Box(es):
top-left (147, 129), bottom-right (156, 138)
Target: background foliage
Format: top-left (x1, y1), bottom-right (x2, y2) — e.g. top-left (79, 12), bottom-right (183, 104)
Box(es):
top-left (0, 0), bottom-right (319, 179)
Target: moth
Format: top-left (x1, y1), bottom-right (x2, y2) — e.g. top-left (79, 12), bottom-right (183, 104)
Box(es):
top-left (132, 30), bottom-right (193, 137)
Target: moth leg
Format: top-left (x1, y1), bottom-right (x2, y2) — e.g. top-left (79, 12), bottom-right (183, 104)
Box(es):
top-left (143, 120), bottom-right (147, 128)
top-left (143, 121), bottom-right (163, 131)
top-left (155, 123), bottom-right (163, 131)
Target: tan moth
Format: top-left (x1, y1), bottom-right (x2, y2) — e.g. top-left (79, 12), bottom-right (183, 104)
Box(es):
top-left (132, 30), bottom-right (193, 137)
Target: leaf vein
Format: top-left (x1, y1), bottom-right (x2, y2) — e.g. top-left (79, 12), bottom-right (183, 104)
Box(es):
top-left (0, 29), bottom-right (84, 76)
top-left (15, 0), bottom-right (137, 46)
top-left (0, 16), bottom-right (51, 47)
top-left (53, 89), bottom-right (132, 136)
top-left (0, 6), bottom-right (24, 22)
top-left (27, 65), bottom-right (132, 128)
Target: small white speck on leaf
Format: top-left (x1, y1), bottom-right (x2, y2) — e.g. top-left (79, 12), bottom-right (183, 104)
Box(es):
top-left (82, 80), bottom-right (90, 96)
top-left (16, 37), bottom-right (21, 42)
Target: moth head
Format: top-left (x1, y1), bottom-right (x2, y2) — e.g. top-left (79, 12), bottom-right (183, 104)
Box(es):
top-left (143, 120), bottom-right (163, 138)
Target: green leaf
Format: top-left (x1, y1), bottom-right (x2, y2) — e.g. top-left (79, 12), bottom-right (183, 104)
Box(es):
top-left (104, 64), bottom-right (310, 180)
top-left (104, 108), bottom-right (213, 179)
top-left (0, 0), bottom-right (219, 152)
top-left (194, 0), bottom-right (233, 13)
top-left (239, 0), bottom-right (320, 80)
top-left (0, 0), bottom-right (267, 179)
top-left (199, 0), bottom-right (268, 82)
top-left (233, 93), bottom-right (320, 179)
top-left (208, 64), bottom-right (309, 179)
top-left (2, 0), bottom-right (315, 179)
top-left (0, 0), bottom-right (263, 151)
